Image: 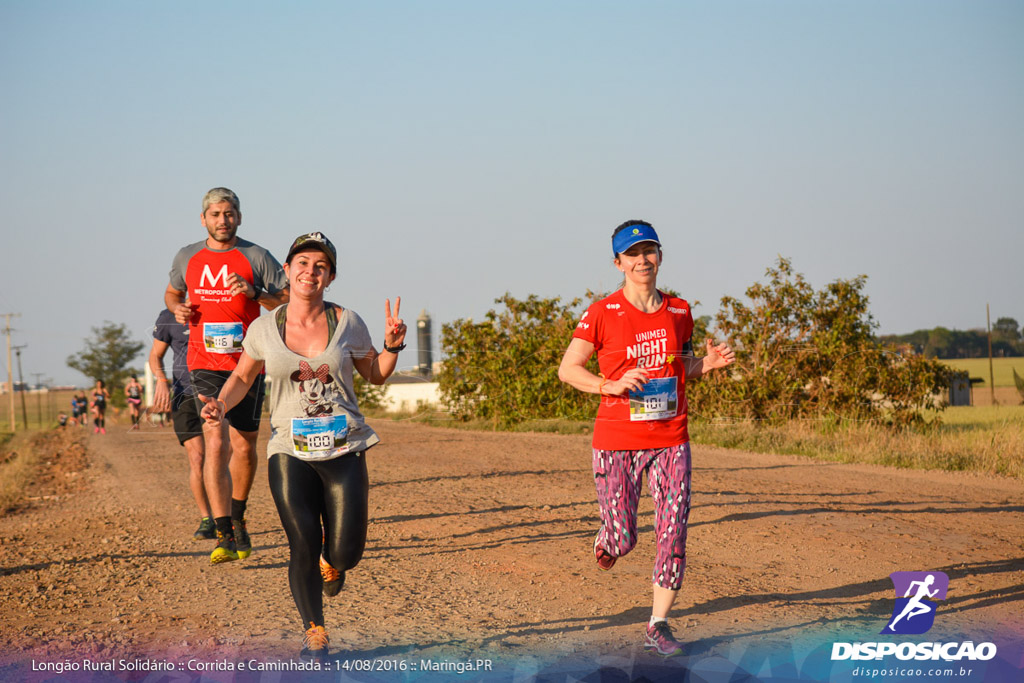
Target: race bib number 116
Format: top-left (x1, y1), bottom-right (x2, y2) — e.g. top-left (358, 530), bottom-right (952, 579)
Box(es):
top-left (203, 322), bottom-right (244, 354)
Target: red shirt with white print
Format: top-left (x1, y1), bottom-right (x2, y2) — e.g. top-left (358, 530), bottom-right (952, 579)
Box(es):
top-left (168, 238), bottom-right (287, 372)
top-left (572, 289), bottom-right (694, 450)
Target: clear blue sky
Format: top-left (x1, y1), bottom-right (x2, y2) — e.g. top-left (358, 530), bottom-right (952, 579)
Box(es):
top-left (1, 1), bottom-right (1021, 386)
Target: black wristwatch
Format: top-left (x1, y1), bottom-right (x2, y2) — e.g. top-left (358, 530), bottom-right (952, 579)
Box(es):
top-left (383, 342), bottom-right (406, 353)
top-left (250, 285), bottom-right (262, 301)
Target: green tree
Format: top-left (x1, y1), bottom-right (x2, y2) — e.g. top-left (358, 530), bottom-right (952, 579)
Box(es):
top-left (991, 317), bottom-right (1023, 356)
top-left (692, 313), bottom-right (712, 346)
top-left (66, 322), bottom-right (144, 406)
top-left (866, 325), bottom-right (1024, 358)
top-left (992, 317), bottom-right (1020, 341)
top-left (687, 258), bottom-right (949, 428)
top-left (437, 293), bottom-right (596, 426)
top-left (437, 262), bottom-right (949, 429)
top-left (923, 327), bottom-right (954, 358)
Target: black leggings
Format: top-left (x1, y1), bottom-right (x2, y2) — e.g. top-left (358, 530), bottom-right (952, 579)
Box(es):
top-left (268, 452), bottom-right (369, 628)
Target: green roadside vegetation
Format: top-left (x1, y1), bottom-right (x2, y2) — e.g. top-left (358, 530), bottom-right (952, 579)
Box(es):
top-left (383, 259), bottom-right (1022, 480)
top-left (371, 403), bottom-right (1024, 480)
top-left (940, 357), bottom-right (1024, 388)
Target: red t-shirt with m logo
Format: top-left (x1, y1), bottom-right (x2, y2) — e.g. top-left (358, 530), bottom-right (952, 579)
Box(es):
top-left (169, 238), bottom-right (287, 372)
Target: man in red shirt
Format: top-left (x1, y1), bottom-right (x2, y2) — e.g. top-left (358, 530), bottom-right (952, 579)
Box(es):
top-left (164, 187), bottom-right (289, 564)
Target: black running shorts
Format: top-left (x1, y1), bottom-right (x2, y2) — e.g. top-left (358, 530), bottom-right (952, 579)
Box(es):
top-left (171, 390), bottom-right (203, 446)
top-left (189, 369), bottom-right (265, 434)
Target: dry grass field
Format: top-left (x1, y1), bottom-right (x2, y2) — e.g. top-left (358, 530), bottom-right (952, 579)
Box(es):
top-left (942, 357), bottom-right (1024, 389)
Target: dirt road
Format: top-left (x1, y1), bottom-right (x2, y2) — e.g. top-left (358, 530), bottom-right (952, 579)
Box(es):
top-left (1, 420), bottom-right (1021, 681)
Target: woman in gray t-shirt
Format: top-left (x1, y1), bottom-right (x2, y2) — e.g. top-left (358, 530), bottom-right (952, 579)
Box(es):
top-left (200, 232), bottom-right (407, 662)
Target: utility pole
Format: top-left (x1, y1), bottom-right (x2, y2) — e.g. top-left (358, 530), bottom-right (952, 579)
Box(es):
top-left (13, 346), bottom-right (28, 428)
top-left (2, 313), bottom-right (20, 433)
top-left (986, 303), bottom-right (995, 405)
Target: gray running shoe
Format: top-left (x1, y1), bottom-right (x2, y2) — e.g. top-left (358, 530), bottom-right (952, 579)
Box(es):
top-left (194, 517), bottom-right (216, 541)
top-left (644, 621), bottom-right (684, 658)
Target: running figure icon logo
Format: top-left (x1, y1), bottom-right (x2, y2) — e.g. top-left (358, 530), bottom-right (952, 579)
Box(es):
top-left (881, 571), bottom-right (949, 635)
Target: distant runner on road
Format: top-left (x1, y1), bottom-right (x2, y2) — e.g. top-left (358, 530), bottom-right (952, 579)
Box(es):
top-left (149, 308), bottom-right (215, 541)
top-left (90, 380), bottom-right (110, 435)
top-left (164, 187), bottom-right (289, 564)
top-left (558, 219), bottom-right (735, 658)
top-left (200, 232), bottom-right (406, 662)
top-left (125, 375), bottom-right (144, 431)
top-left (71, 392), bottom-right (88, 427)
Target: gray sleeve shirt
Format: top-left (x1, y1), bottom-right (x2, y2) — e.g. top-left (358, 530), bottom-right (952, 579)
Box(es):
top-left (168, 238), bottom-right (288, 295)
top-left (243, 306), bottom-right (380, 461)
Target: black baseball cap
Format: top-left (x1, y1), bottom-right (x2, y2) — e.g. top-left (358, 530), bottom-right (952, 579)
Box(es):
top-left (286, 232), bottom-right (337, 270)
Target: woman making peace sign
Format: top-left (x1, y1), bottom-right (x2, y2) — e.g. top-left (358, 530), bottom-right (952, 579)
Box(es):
top-left (201, 232), bottom-right (407, 661)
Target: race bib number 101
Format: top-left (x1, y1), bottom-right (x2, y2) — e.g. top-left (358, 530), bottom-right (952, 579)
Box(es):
top-left (629, 376), bottom-right (679, 421)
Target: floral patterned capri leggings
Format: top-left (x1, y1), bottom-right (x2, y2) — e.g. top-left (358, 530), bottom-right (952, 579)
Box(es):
top-left (592, 442), bottom-right (692, 590)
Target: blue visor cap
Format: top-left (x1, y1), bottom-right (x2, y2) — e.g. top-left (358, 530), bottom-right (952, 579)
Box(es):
top-left (613, 223), bottom-right (661, 256)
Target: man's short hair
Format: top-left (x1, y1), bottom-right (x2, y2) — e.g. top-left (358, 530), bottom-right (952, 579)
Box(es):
top-left (202, 187), bottom-right (241, 214)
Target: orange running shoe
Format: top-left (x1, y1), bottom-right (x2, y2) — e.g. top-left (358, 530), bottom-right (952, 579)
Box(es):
top-left (320, 555), bottom-right (345, 596)
top-left (300, 622), bottom-right (329, 662)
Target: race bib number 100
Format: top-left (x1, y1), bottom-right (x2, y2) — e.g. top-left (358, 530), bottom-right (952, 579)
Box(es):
top-left (203, 322), bottom-right (244, 354)
top-left (629, 376), bottom-right (679, 421)
top-left (291, 415), bottom-right (350, 459)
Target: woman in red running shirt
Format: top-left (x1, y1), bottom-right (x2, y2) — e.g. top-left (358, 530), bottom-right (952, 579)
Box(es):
top-left (558, 219), bottom-right (734, 658)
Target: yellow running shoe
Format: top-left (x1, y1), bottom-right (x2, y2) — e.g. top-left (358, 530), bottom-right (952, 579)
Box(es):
top-left (233, 518), bottom-right (252, 559)
top-left (210, 530), bottom-right (239, 564)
